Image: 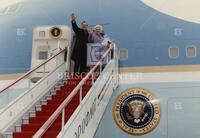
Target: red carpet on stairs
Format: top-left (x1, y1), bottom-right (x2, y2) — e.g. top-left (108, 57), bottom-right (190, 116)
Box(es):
top-left (13, 75), bottom-right (96, 138)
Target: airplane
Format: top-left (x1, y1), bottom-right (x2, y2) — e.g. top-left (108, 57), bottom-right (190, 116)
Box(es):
top-left (0, 0), bottom-right (200, 138)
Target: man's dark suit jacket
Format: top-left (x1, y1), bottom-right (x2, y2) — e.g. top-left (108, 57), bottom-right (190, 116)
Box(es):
top-left (71, 21), bottom-right (89, 62)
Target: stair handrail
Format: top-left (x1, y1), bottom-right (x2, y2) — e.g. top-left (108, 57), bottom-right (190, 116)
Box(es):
top-left (0, 47), bottom-right (67, 94)
top-left (33, 43), bottom-right (115, 138)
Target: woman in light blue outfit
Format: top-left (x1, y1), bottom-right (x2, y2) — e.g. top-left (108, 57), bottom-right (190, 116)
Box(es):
top-left (88, 25), bottom-right (104, 43)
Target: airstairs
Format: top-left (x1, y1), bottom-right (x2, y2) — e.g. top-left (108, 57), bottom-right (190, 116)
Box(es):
top-left (0, 43), bottom-right (119, 138)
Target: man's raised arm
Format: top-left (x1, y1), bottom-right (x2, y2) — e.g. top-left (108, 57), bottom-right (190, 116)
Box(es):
top-left (71, 13), bottom-right (81, 34)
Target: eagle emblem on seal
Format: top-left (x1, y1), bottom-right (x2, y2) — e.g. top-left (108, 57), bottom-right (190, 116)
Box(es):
top-left (127, 100), bottom-right (148, 123)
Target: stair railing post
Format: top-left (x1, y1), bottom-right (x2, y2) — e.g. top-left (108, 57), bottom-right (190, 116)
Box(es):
top-left (43, 64), bottom-right (46, 77)
top-left (109, 50), bottom-right (112, 61)
top-left (100, 62), bottom-right (102, 74)
top-left (91, 72), bottom-right (94, 86)
top-left (62, 109), bottom-right (65, 131)
top-left (80, 86), bottom-right (82, 104)
top-left (106, 52), bottom-right (109, 64)
top-left (56, 56), bottom-right (58, 67)
top-left (28, 76), bottom-right (31, 89)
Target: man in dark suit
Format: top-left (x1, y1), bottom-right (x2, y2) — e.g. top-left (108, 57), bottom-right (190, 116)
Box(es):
top-left (71, 13), bottom-right (89, 75)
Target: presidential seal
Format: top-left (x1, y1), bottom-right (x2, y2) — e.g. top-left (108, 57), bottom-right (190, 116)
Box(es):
top-left (50, 26), bottom-right (62, 38)
top-left (113, 88), bottom-right (161, 135)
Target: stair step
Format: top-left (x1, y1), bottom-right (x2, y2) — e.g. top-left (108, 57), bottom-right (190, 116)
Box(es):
top-left (42, 131), bottom-right (60, 138)
top-left (51, 93), bottom-right (69, 99)
top-left (50, 90), bottom-right (57, 95)
top-left (21, 124), bottom-right (43, 132)
top-left (29, 111), bottom-right (36, 118)
top-left (29, 113), bottom-right (72, 125)
top-left (35, 104), bottom-right (42, 111)
top-left (51, 95), bottom-right (79, 101)
top-left (60, 87), bottom-right (76, 92)
top-left (22, 116), bottom-right (29, 124)
top-left (12, 75), bottom-right (95, 138)
top-left (43, 104), bottom-right (79, 111)
top-left (13, 132), bottom-right (34, 138)
top-left (31, 104), bottom-right (78, 122)
top-left (36, 110), bottom-right (53, 117)
top-left (45, 95), bottom-right (52, 100)
top-left (40, 100), bottom-right (48, 105)
top-left (29, 116), bottom-right (48, 124)
top-left (5, 132), bottom-right (12, 138)
top-left (43, 123), bottom-right (61, 132)
top-left (42, 104), bottom-right (59, 110)
top-left (47, 99), bottom-right (65, 105)
top-left (15, 124), bottom-right (21, 132)
top-left (54, 86), bottom-right (61, 90)
top-left (22, 123), bottom-right (61, 131)
top-left (67, 78), bottom-right (82, 81)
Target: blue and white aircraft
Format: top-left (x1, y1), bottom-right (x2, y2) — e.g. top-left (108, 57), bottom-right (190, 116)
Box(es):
top-left (1, 0), bottom-right (200, 138)
top-left (1, 0), bottom-right (200, 75)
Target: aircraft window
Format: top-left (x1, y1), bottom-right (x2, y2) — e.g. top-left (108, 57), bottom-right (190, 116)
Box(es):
top-left (169, 47), bottom-right (179, 59)
top-left (39, 31), bottom-right (45, 37)
top-left (39, 51), bottom-right (48, 60)
top-left (119, 48), bottom-right (128, 60)
top-left (186, 46), bottom-right (196, 58)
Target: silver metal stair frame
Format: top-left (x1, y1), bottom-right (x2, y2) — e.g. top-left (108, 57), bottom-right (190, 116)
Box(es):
top-left (33, 43), bottom-right (119, 138)
top-left (0, 43), bottom-right (119, 138)
top-left (0, 47), bottom-right (70, 138)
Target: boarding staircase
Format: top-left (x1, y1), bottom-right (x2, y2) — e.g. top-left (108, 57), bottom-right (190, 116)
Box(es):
top-left (13, 77), bottom-right (94, 138)
top-left (0, 43), bottom-right (119, 138)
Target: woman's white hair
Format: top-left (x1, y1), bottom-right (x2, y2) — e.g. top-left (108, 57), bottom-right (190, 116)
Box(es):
top-left (94, 24), bottom-right (103, 31)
